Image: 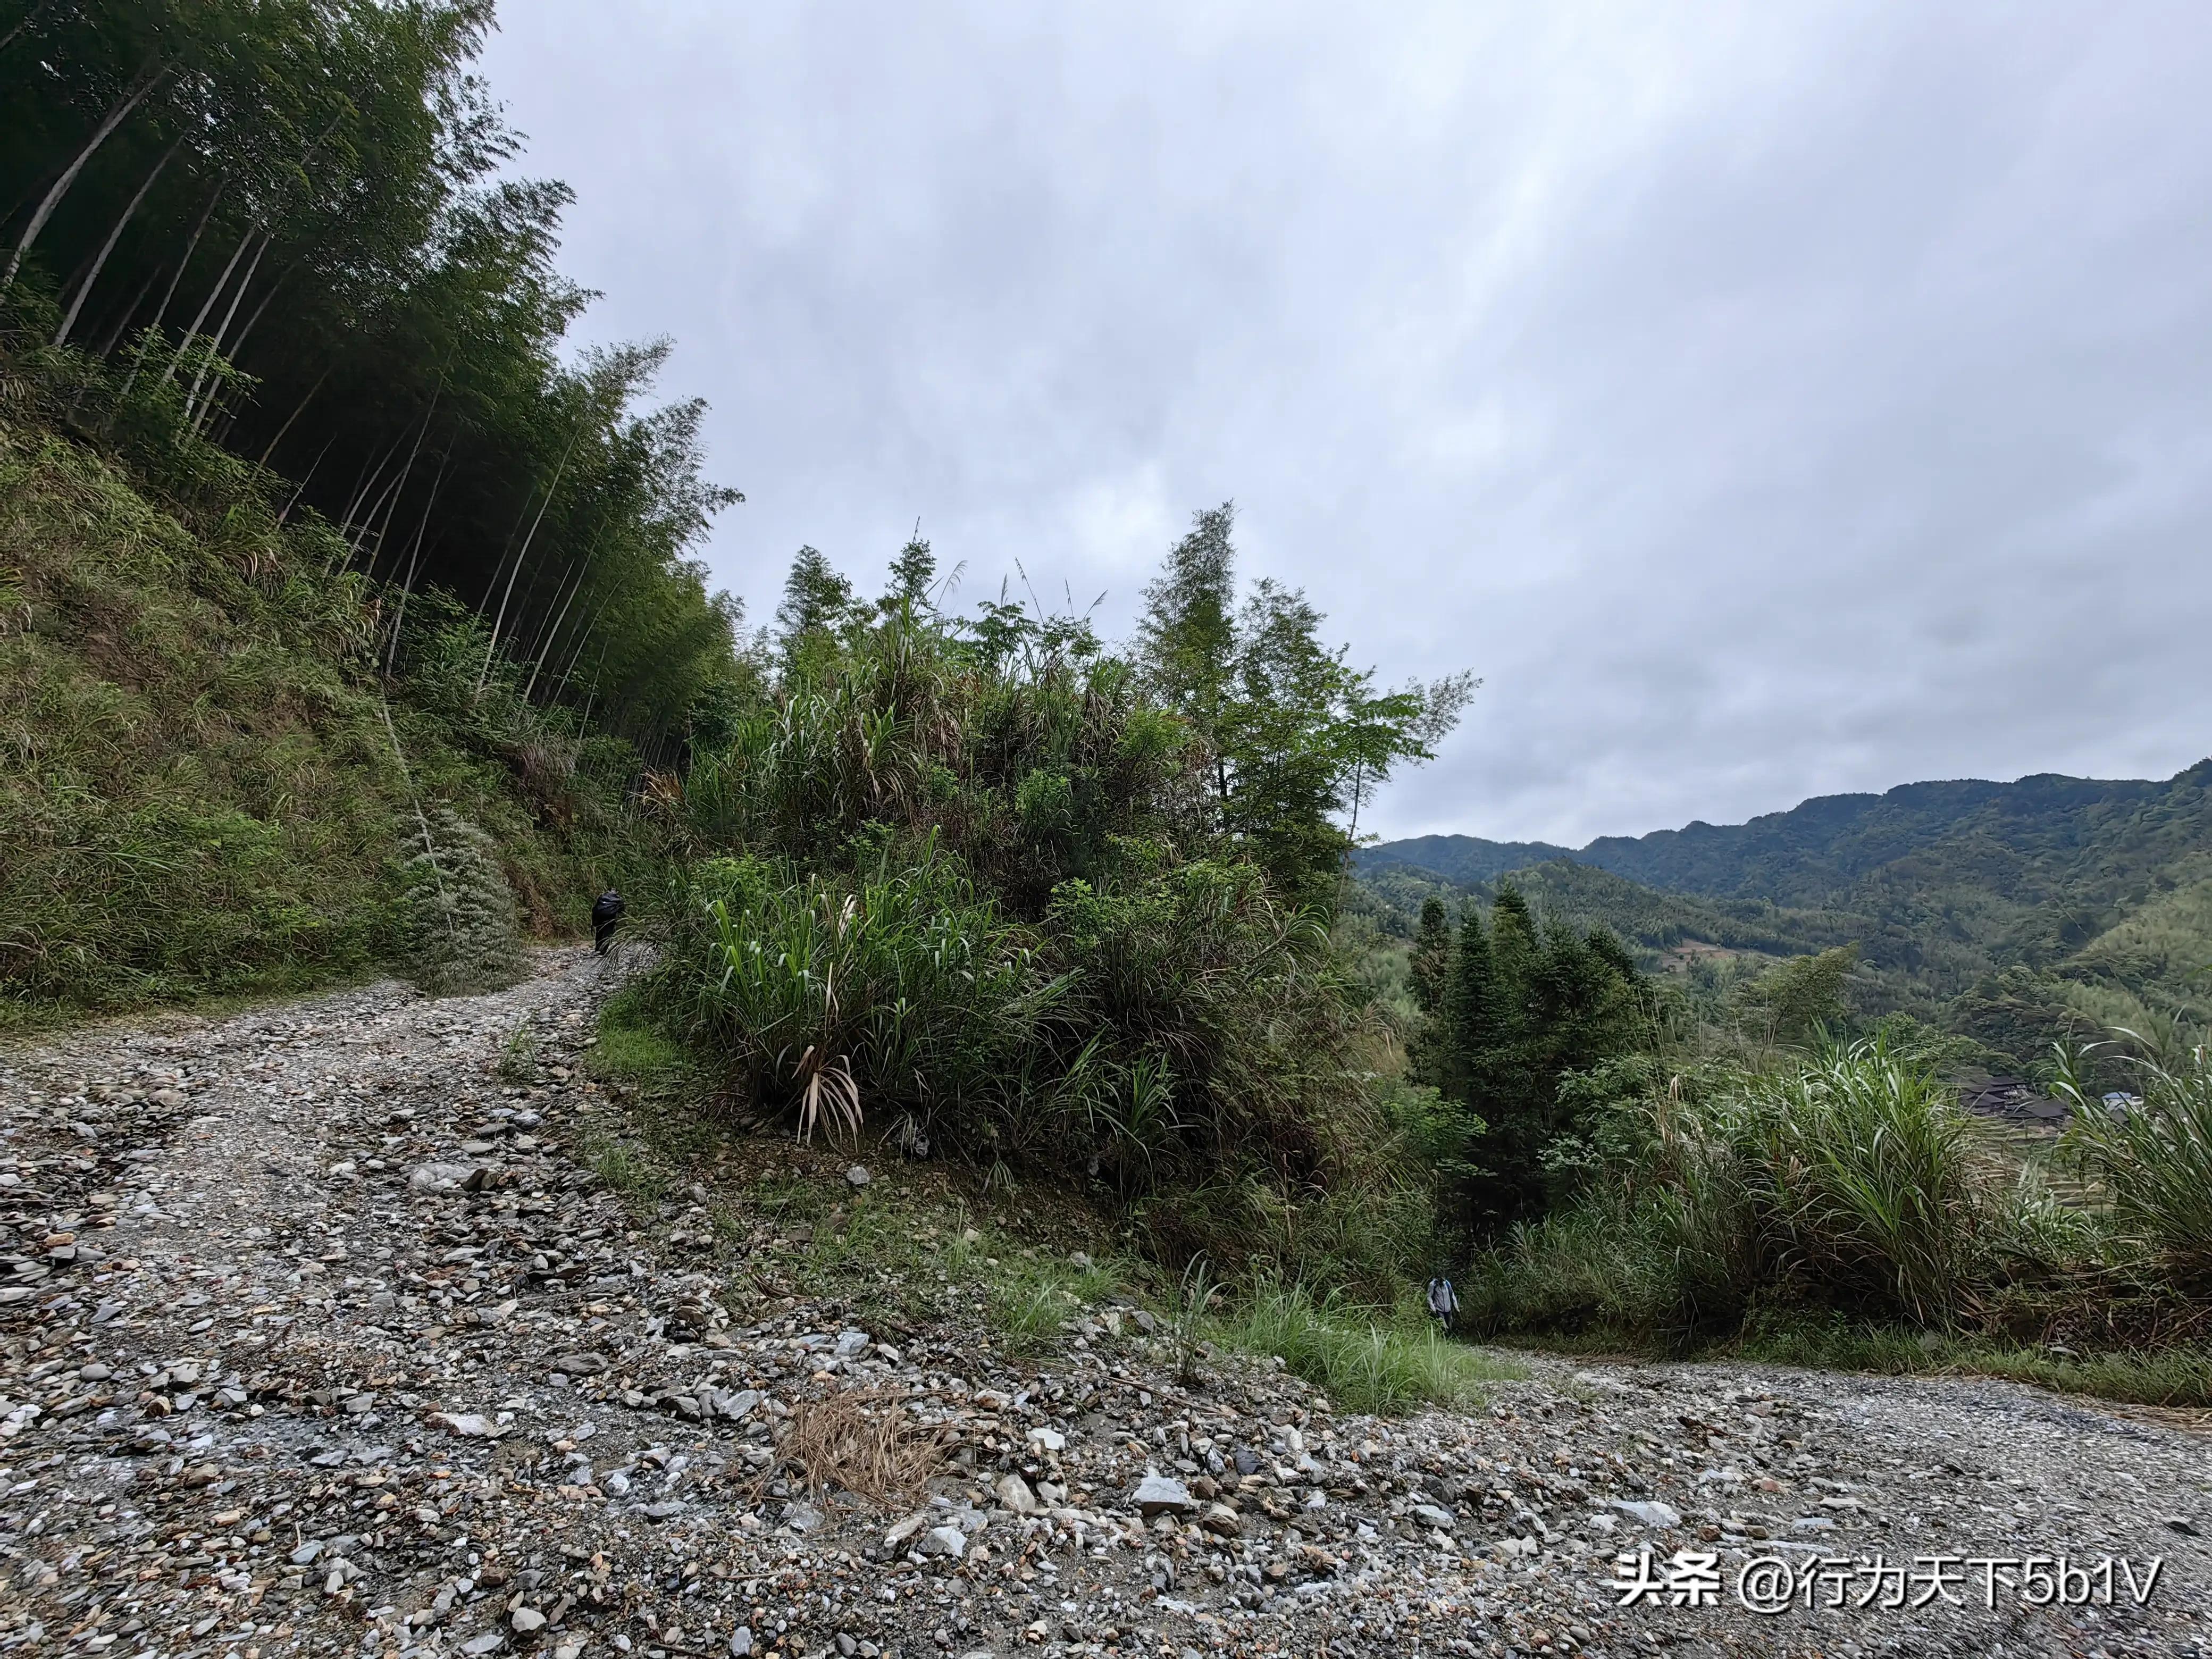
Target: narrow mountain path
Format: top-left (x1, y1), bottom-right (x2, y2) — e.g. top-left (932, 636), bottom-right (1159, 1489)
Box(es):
top-left (2, 954), bottom-right (2207, 1659)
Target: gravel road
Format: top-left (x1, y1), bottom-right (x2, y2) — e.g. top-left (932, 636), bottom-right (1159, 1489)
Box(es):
top-left (2, 950), bottom-right (2207, 1659)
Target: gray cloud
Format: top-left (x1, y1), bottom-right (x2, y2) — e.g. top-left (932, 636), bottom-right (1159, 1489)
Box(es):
top-left (479, 0), bottom-right (2212, 842)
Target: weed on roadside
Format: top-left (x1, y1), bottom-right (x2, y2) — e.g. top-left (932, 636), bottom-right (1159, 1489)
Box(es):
top-left (1210, 1278), bottom-right (1525, 1414)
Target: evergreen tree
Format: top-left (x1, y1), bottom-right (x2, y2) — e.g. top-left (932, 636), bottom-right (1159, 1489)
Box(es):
top-left (1428, 883), bottom-right (1648, 1228)
top-left (776, 544), bottom-right (853, 668)
top-left (1136, 501), bottom-right (1238, 777)
top-left (1133, 505), bottom-right (1473, 913)
top-left (1409, 896), bottom-right (1451, 1017)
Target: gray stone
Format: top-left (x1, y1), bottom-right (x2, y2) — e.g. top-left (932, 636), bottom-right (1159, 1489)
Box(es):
top-left (1133, 1473), bottom-right (1197, 1516)
top-left (921, 1524), bottom-right (969, 1559)
top-left (511, 1608), bottom-right (546, 1633)
top-left (552, 1352), bottom-right (606, 1376)
top-left (845, 1164), bottom-right (870, 1187)
top-left (995, 1473), bottom-right (1040, 1515)
top-left (431, 1412), bottom-right (499, 1438)
top-left (1611, 1499), bottom-right (1682, 1528)
top-left (1412, 1503), bottom-right (1456, 1531)
top-left (885, 1511), bottom-right (932, 1546)
top-left (730, 1631), bottom-right (754, 1657)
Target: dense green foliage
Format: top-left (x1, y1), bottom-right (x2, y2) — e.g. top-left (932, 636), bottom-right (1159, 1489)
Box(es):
top-left (638, 520), bottom-right (1468, 1287)
top-left (2057, 1045), bottom-right (2212, 1285)
top-left (1137, 504), bottom-right (1472, 910)
top-left (3, 0), bottom-right (743, 759)
top-left (1407, 885), bottom-right (1649, 1225)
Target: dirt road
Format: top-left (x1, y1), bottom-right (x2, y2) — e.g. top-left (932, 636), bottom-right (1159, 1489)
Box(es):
top-left (2, 952), bottom-right (2207, 1658)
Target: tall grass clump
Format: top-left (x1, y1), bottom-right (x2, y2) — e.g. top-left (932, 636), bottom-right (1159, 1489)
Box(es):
top-left (397, 808), bottom-right (524, 995)
top-left (2057, 1040), bottom-right (2212, 1283)
top-left (1469, 1036), bottom-right (2039, 1342)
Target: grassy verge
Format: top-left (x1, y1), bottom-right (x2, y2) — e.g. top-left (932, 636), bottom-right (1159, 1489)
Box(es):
top-left (578, 1000), bottom-right (1519, 1413)
top-left (1733, 1317), bottom-right (2212, 1408)
top-left (1210, 1279), bottom-right (1526, 1414)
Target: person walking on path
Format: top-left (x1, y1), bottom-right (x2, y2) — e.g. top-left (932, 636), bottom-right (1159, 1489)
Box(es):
top-left (1426, 1273), bottom-right (1460, 1338)
top-left (591, 889), bottom-right (625, 954)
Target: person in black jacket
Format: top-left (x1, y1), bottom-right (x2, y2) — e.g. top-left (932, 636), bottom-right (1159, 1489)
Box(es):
top-left (591, 890), bottom-right (625, 954)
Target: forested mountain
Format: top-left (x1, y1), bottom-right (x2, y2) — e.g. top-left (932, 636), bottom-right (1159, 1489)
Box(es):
top-left (1358, 763), bottom-right (2212, 1068)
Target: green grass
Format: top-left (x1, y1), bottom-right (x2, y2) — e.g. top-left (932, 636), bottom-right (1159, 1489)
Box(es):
top-left (497, 1018), bottom-right (538, 1083)
top-left (786, 1191), bottom-right (1132, 1348)
top-left (1737, 1316), bottom-right (2212, 1408)
top-left (0, 416), bottom-right (644, 1026)
top-left (570, 1127), bottom-right (668, 1208)
top-left (588, 988), bottom-right (694, 1085)
top-left (1210, 1279), bottom-right (1525, 1414)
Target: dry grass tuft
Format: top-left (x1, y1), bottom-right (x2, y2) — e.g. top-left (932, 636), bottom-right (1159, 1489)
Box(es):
top-left (765, 1388), bottom-right (949, 1505)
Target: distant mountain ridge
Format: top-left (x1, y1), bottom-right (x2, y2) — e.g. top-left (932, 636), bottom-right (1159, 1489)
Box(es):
top-left (1359, 765), bottom-right (2212, 907)
top-left (1355, 762), bottom-right (2212, 1069)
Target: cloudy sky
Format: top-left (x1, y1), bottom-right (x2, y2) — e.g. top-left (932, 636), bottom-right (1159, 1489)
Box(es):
top-left (479, 2), bottom-right (2212, 845)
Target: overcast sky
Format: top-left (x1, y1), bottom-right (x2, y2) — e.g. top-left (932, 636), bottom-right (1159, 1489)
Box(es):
top-left (479, 2), bottom-right (2212, 845)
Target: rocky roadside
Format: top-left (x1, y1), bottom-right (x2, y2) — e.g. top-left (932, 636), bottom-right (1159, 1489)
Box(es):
top-left (0, 950), bottom-right (2207, 1659)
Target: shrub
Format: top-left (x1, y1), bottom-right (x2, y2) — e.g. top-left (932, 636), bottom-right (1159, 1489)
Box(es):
top-left (398, 808), bottom-right (523, 994)
top-left (649, 841), bottom-right (1058, 1142)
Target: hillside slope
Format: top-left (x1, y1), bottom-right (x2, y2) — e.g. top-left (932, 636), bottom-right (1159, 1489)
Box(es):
top-left (0, 418), bottom-right (641, 1025)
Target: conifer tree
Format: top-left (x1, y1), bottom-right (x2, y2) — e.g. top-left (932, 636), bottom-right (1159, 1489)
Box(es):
top-left (1409, 896), bottom-right (1451, 1017)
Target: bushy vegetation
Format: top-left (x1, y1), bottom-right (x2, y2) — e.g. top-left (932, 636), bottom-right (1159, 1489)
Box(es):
top-left (633, 518), bottom-right (1468, 1288)
top-left (1450, 1030), bottom-right (2212, 1395)
top-left (2056, 1042), bottom-right (2212, 1285)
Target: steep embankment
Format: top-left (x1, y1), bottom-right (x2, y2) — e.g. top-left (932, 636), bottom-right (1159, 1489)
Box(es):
top-left (0, 420), bottom-right (628, 1026)
top-left (2, 958), bottom-right (2207, 1657)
